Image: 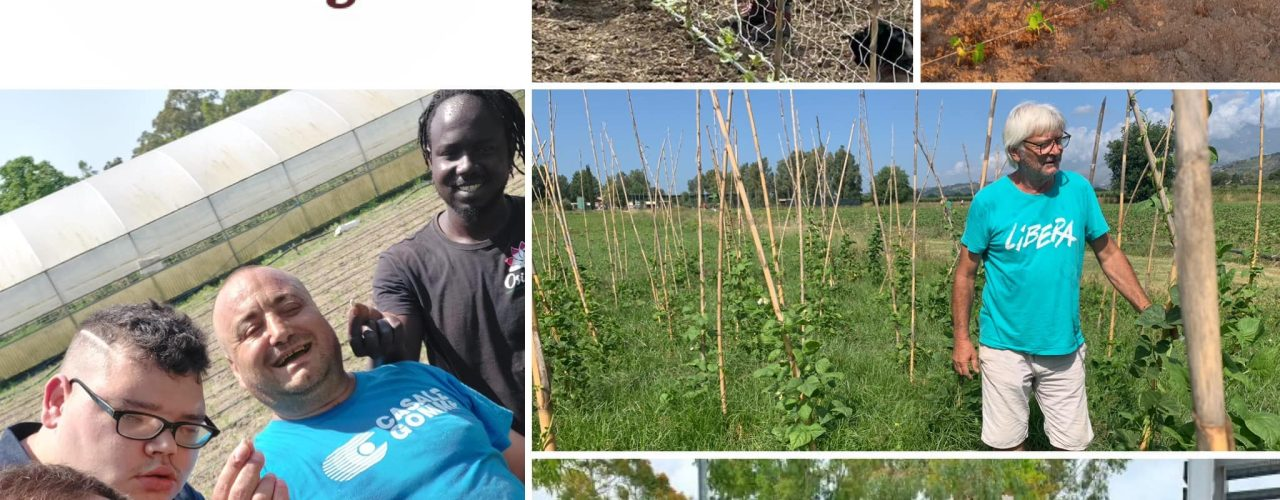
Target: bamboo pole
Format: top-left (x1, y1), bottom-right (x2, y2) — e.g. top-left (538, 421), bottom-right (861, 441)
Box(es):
top-left (962, 144), bottom-right (975, 197)
top-left (979, 90), bottom-right (998, 189)
top-left (696, 93), bottom-right (708, 362)
top-left (714, 120), bottom-right (730, 416)
top-left (530, 274), bottom-right (557, 451)
top-left (743, 91), bottom-right (781, 279)
top-left (859, 92), bottom-right (898, 337)
top-left (909, 91), bottom-right (920, 382)
top-left (791, 91), bottom-right (807, 306)
top-left (822, 118), bottom-right (858, 286)
top-left (538, 101), bottom-right (598, 340)
top-left (1088, 97), bottom-right (1107, 186)
top-left (1172, 90), bottom-right (1233, 451)
top-left (709, 90), bottom-right (800, 379)
top-left (1128, 91), bottom-right (1177, 245)
top-left (604, 133), bottom-right (661, 308)
top-left (1253, 91), bottom-right (1266, 271)
top-left (1106, 109), bottom-right (1132, 358)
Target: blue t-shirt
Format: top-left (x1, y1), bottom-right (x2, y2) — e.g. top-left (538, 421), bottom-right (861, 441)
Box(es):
top-left (960, 170), bottom-right (1109, 355)
top-left (253, 362), bottom-right (520, 499)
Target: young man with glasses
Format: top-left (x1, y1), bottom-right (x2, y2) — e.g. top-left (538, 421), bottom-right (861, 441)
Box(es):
top-left (951, 102), bottom-right (1155, 451)
top-left (1, 302), bottom-right (215, 499)
top-left (212, 265), bottom-right (522, 498)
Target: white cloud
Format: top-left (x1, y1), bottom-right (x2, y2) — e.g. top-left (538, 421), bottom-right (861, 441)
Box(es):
top-left (652, 460), bottom-right (698, 496)
top-left (1206, 90), bottom-right (1279, 140)
top-left (1073, 104), bottom-right (1095, 115)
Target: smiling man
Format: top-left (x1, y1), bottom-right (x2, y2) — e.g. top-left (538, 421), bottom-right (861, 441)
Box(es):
top-left (212, 265), bottom-right (523, 498)
top-left (1, 302), bottom-right (214, 500)
top-left (347, 89), bottom-right (526, 434)
top-left (951, 101), bottom-right (1155, 451)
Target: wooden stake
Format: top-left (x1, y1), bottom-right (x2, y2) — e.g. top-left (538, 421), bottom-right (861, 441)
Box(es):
top-left (1172, 89), bottom-right (1233, 451)
top-left (530, 274), bottom-right (557, 451)
top-left (979, 90), bottom-right (998, 189)
top-left (1088, 97), bottom-right (1107, 186)
top-left (709, 90), bottom-right (800, 379)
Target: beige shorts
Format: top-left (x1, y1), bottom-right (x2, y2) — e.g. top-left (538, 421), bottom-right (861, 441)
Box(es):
top-left (979, 344), bottom-right (1093, 450)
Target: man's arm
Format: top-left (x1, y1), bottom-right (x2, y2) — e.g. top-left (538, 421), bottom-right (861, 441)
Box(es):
top-left (951, 247), bottom-right (982, 379)
top-left (1088, 234), bottom-right (1153, 312)
top-left (503, 430), bottom-right (525, 482)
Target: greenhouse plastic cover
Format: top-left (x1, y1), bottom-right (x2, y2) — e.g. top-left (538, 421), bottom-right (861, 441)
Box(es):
top-left (0, 89), bottom-right (432, 307)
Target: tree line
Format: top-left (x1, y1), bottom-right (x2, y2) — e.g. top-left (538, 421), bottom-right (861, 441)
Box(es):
top-left (0, 90), bottom-right (283, 215)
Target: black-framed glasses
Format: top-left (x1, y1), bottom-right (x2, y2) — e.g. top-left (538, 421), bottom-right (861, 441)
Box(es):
top-left (1023, 133), bottom-right (1071, 153)
top-left (69, 378), bottom-right (220, 449)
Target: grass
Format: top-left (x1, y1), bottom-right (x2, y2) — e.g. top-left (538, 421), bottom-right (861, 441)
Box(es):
top-left (535, 201), bottom-right (1280, 451)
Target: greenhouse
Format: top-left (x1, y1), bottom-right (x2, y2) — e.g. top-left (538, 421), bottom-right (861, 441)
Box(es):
top-left (0, 89), bottom-right (521, 379)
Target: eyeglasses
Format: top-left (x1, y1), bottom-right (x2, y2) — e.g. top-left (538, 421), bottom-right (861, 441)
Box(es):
top-left (1022, 133), bottom-right (1071, 153)
top-left (70, 378), bottom-right (220, 449)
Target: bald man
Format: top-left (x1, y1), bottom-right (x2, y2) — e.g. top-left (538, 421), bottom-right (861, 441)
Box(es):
top-left (1, 302), bottom-right (213, 500)
top-left (211, 266), bottom-right (523, 499)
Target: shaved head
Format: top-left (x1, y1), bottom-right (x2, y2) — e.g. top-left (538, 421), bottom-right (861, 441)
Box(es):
top-left (212, 265), bottom-right (350, 419)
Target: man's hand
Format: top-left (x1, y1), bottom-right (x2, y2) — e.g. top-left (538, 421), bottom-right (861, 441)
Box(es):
top-left (212, 439), bottom-right (289, 500)
top-left (347, 302), bottom-right (397, 365)
top-left (952, 337), bottom-right (980, 379)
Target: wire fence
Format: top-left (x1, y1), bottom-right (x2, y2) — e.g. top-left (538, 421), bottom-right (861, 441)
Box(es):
top-left (659, 0), bottom-right (913, 81)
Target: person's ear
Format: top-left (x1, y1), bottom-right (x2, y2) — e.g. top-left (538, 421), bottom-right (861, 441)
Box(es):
top-left (41, 375), bottom-right (73, 429)
top-left (1008, 147), bottom-right (1023, 164)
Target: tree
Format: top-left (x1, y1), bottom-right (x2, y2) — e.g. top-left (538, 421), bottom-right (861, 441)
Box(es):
top-left (133, 90), bottom-right (285, 156)
top-left (708, 459), bottom-right (1126, 500)
top-left (101, 157), bottom-right (123, 171)
top-left (0, 157), bottom-right (79, 214)
top-left (873, 165), bottom-right (912, 204)
top-left (568, 167), bottom-right (601, 207)
top-left (534, 460), bottom-right (688, 500)
top-left (1105, 120), bottom-right (1176, 203)
top-left (76, 161), bottom-right (96, 179)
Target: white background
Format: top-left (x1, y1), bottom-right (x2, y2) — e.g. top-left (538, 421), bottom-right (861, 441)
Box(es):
top-left (0, 0), bottom-right (529, 88)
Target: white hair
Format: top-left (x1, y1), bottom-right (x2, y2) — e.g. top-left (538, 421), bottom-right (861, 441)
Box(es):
top-left (1003, 102), bottom-right (1067, 157)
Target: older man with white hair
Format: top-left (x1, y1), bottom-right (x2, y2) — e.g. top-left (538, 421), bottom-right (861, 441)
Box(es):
top-left (951, 101), bottom-right (1156, 451)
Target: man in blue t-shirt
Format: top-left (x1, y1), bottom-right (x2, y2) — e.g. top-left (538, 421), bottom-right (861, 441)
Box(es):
top-left (951, 102), bottom-right (1155, 451)
top-left (211, 266), bottom-right (523, 499)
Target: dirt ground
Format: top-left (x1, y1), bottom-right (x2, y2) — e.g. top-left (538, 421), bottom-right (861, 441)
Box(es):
top-left (922, 0), bottom-right (1280, 82)
top-left (0, 175), bottom-right (526, 493)
top-left (533, 0), bottom-right (736, 82)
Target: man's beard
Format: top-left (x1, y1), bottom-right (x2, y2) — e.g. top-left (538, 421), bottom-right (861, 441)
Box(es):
top-left (456, 204), bottom-right (482, 224)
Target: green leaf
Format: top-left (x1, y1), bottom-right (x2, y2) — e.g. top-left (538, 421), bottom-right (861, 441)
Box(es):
top-left (798, 403), bottom-right (813, 421)
top-left (799, 376), bottom-right (822, 397)
top-left (1243, 412), bottom-right (1280, 447)
top-left (1235, 317), bottom-right (1262, 345)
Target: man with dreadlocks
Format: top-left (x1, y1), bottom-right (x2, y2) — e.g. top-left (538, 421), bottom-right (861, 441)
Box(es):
top-left (348, 89), bottom-right (526, 435)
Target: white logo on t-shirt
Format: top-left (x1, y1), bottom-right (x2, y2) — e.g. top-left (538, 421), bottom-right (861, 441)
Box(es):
top-left (321, 431), bottom-right (388, 482)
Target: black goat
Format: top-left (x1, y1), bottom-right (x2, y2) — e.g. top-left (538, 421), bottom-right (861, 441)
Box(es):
top-left (725, 0), bottom-right (792, 47)
top-left (844, 20), bottom-right (913, 81)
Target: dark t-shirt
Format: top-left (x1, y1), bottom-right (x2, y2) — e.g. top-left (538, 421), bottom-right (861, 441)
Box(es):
top-left (372, 194), bottom-right (525, 433)
top-left (0, 422), bottom-right (205, 500)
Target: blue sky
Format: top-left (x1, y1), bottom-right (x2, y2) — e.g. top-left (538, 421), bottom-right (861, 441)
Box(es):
top-left (534, 90), bottom-right (1280, 192)
top-left (0, 90), bottom-right (168, 176)
top-left (535, 459), bottom-right (1280, 499)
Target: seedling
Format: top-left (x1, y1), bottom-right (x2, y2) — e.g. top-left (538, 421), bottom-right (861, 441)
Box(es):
top-left (1093, 0), bottom-right (1112, 11)
top-left (949, 37), bottom-right (987, 66)
top-left (1026, 2), bottom-right (1053, 34)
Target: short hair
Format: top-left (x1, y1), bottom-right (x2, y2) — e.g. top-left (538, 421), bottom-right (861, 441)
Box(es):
top-left (1003, 102), bottom-right (1067, 155)
top-left (0, 463), bottom-right (127, 500)
top-left (70, 301), bottom-right (210, 381)
top-left (417, 90), bottom-right (525, 171)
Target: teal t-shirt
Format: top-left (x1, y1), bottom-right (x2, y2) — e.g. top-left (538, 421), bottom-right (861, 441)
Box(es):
top-left (960, 170), bottom-right (1109, 355)
top-left (253, 362), bottom-right (520, 499)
